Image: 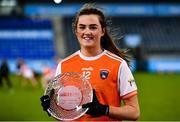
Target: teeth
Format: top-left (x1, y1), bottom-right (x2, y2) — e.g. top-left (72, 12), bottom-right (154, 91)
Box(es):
top-left (84, 37), bottom-right (92, 40)
top-left (85, 37), bottom-right (90, 40)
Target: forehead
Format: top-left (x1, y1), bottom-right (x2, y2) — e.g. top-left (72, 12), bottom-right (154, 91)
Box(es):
top-left (77, 14), bottom-right (101, 25)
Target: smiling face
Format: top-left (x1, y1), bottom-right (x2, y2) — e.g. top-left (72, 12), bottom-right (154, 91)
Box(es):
top-left (75, 14), bottom-right (104, 49)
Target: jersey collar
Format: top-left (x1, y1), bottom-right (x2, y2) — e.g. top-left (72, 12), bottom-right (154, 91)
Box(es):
top-left (78, 50), bottom-right (106, 61)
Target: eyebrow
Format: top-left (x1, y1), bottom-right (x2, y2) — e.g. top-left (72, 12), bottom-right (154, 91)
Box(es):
top-left (78, 24), bottom-right (98, 26)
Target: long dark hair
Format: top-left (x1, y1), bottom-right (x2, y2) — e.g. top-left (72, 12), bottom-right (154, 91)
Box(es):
top-left (72, 3), bottom-right (131, 66)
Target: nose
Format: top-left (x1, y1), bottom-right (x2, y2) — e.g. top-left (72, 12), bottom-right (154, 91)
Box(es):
top-left (84, 28), bottom-right (91, 35)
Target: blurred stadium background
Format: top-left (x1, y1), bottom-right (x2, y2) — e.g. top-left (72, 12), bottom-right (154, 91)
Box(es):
top-left (0, 0), bottom-right (180, 121)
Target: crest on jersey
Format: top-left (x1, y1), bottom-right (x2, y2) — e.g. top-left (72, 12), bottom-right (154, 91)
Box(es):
top-left (100, 70), bottom-right (109, 80)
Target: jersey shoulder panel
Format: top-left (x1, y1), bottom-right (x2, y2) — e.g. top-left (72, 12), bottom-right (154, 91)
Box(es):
top-left (104, 50), bottom-right (124, 63)
top-left (61, 51), bottom-right (79, 64)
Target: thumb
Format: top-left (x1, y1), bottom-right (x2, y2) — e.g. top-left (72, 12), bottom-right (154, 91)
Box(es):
top-left (50, 88), bottom-right (54, 98)
top-left (47, 110), bottom-right (51, 116)
top-left (82, 102), bottom-right (93, 108)
top-left (40, 95), bottom-right (49, 102)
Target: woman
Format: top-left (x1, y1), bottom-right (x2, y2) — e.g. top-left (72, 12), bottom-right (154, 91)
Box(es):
top-left (17, 59), bottom-right (37, 87)
top-left (41, 3), bottom-right (140, 121)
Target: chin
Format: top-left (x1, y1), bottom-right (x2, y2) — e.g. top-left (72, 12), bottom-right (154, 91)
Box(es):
top-left (82, 44), bottom-right (95, 48)
top-left (84, 46), bottom-right (94, 48)
top-left (81, 43), bottom-right (95, 47)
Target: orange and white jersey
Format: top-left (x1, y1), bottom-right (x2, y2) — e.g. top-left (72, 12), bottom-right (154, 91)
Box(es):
top-left (43, 66), bottom-right (54, 81)
top-left (55, 50), bottom-right (137, 121)
top-left (20, 64), bottom-right (34, 79)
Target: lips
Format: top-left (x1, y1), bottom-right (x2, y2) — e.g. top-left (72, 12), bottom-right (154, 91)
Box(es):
top-left (83, 37), bottom-right (93, 41)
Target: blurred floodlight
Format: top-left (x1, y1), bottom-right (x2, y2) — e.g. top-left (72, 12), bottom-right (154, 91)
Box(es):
top-left (0, 0), bottom-right (18, 15)
top-left (54, 0), bottom-right (62, 4)
top-left (0, 0), bottom-right (17, 7)
top-left (124, 34), bottom-right (142, 48)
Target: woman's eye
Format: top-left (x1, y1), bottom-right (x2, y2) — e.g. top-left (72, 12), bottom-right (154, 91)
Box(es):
top-left (79, 26), bottom-right (85, 30)
top-left (90, 26), bottom-right (97, 30)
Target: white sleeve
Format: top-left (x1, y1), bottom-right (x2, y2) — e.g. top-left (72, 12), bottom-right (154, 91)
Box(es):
top-left (118, 60), bottom-right (137, 97)
top-left (55, 61), bottom-right (62, 77)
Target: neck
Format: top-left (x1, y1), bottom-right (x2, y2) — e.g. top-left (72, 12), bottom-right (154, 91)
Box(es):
top-left (80, 47), bottom-right (103, 57)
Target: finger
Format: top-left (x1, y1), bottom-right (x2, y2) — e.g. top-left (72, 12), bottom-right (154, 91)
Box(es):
top-left (82, 102), bottom-right (93, 108)
top-left (92, 89), bottom-right (98, 101)
top-left (50, 89), bottom-right (55, 97)
top-left (86, 108), bottom-right (93, 115)
top-left (47, 111), bottom-right (51, 116)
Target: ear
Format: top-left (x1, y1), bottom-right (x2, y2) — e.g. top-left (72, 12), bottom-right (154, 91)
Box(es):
top-left (74, 28), bottom-right (77, 34)
top-left (74, 29), bottom-right (78, 36)
top-left (101, 28), bottom-right (105, 36)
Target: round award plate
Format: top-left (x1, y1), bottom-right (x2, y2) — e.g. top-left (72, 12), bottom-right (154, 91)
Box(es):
top-left (44, 72), bottom-right (93, 120)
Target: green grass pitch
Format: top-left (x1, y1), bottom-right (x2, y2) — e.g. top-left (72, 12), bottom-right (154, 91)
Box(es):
top-left (0, 72), bottom-right (180, 121)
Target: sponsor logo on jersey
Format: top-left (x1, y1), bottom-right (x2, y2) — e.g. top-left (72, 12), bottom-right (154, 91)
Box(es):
top-left (81, 67), bottom-right (94, 71)
top-left (128, 79), bottom-right (135, 86)
top-left (100, 70), bottom-right (109, 79)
